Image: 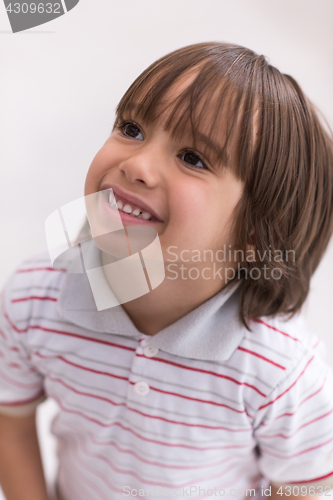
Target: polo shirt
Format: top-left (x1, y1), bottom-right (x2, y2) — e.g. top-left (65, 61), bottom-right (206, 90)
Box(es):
top-left (1, 239), bottom-right (333, 500)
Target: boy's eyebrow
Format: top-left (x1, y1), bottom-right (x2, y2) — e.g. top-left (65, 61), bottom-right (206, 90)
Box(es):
top-left (119, 103), bottom-right (224, 161)
top-left (194, 131), bottom-right (223, 158)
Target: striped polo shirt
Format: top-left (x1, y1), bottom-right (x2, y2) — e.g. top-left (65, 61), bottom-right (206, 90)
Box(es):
top-left (1, 240), bottom-right (333, 500)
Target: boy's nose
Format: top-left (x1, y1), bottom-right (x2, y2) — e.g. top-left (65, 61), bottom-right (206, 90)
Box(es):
top-left (118, 148), bottom-right (163, 188)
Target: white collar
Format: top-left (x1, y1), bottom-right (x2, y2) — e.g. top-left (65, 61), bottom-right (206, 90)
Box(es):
top-left (57, 240), bottom-right (247, 362)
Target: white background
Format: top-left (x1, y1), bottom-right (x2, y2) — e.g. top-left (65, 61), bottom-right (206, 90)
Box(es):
top-left (1, 0), bottom-right (333, 497)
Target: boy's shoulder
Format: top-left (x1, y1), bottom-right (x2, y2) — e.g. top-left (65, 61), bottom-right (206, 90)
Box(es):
top-left (1, 248), bottom-right (75, 328)
top-left (243, 312), bottom-right (327, 368)
top-left (235, 311), bottom-right (328, 409)
top-left (248, 312), bottom-right (321, 353)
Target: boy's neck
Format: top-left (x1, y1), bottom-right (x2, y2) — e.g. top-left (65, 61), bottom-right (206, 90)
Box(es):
top-left (101, 251), bottom-right (230, 335)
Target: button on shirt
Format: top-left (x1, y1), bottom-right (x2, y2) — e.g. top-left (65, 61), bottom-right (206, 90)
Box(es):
top-left (1, 240), bottom-right (333, 500)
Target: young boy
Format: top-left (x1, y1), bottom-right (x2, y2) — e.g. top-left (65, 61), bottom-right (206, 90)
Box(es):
top-left (1, 42), bottom-right (333, 500)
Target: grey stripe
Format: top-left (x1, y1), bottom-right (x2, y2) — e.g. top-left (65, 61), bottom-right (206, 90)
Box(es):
top-left (261, 426), bottom-right (333, 454)
top-left (258, 377), bottom-right (322, 427)
top-left (130, 368), bottom-right (253, 411)
top-left (198, 358), bottom-right (273, 391)
top-left (12, 286), bottom-right (61, 293)
top-left (15, 316), bottom-right (74, 326)
top-left (259, 350), bottom-right (310, 410)
top-left (47, 367), bottom-right (250, 429)
top-left (60, 416), bottom-right (235, 465)
top-left (14, 318), bottom-right (138, 343)
top-left (242, 335), bottom-right (292, 361)
top-left (62, 445), bottom-right (107, 500)
top-left (22, 259), bottom-right (53, 265)
top-left (32, 345), bottom-right (132, 375)
top-left (68, 429), bottom-right (243, 484)
top-left (53, 397), bottom-right (253, 447)
top-left (127, 397), bottom-right (249, 428)
top-left (16, 317), bottom-right (273, 392)
top-left (33, 345), bottom-right (253, 411)
top-left (262, 402), bottom-right (333, 435)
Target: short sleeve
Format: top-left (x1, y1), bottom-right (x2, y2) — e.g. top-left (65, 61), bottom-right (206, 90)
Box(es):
top-left (253, 340), bottom-right (333, 485)
top-left (0, 271), bottom-right (45, 417)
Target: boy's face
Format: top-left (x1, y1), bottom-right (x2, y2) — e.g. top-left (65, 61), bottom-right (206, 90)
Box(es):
top-left (84, 90), bottom-right (244, 276)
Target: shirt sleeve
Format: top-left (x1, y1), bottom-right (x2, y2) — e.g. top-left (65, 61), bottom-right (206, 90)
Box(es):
top-left (253, 335), bottom-right (333, 485)
top-left (0, 270), bottom-right (45, 417)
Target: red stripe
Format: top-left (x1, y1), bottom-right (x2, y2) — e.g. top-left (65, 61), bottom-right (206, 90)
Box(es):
top-left (51, 393), bottom-right (250, 452)
top-left (70, 427), bottom-right (248, 489)
top-left (12, 296), bottom-right (57, 303)
top-left (312, 338), bottom-right (320, 350)
top-left (70, 437), bottom-right (134, 496)
top-left (252, 318), bottom-right (299, 341)
top-left (136, 381), bottom-right (248, 414)
top-left (75, 431), bottom-right (179, 488)
top-left (1, 298), bottom-right (27, 333)
top-left (49, 375), bottom-right (127, 407)
top-left (50, 373), bottom-right (250, 430)
top-left (66, 440), bottom-right (116, 499)
top-left (261, 434), bottom-right (333, 459)
top-left (259, 406), bottom-right (333, 439)
top-left (3, 299), bottom-right (137, 353)
top-left (245, 407), bottom-right (254, 419)
top-left (214, 463), bottom-right (262, 492)
top-left (127, 403), bottom-right (251, 431)
top-left (0, 389), bottom-right (44, 407)
top-left (29, 325), bottom-right (136, 352)
top-left (35, 351), bottom-right (129, 382)
top-left (39, 347), bottom-right (266, 405)
top-left (17, 267), bottom-right (66, 273)
top-left (0, 366), bottom-right (42, 390)
top-left (136, 353), bottom-right (267, 397)
top-left (0, 328), bottom-right (7, 340)
top-left (45, 355), bottom-right (249, 417)
top-left (237, 346), bottom-right (286, 370)
top-left (261, 374), bottom-right (328, 424)
top-left (259, 355), bottom-right (314, 410)
top-left (288, 469), bottom-right (333, 484)
top-left (75, 428), bottom-right (245, 471)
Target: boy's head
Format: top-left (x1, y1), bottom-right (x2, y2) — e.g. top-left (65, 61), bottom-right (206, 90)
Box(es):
top-left (85, 42), bottom-right (333, 328)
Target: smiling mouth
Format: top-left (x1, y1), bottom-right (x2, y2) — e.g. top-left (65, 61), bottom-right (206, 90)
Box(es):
top-left (108, 192), bottom-right (160, 222)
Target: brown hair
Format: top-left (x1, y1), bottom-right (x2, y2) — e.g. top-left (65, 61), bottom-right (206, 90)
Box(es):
top-left (114, 42), bottom-right (333, 329)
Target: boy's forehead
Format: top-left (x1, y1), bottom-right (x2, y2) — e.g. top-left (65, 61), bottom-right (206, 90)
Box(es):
top-left (120, 67), bottom-right (250, 171)
top-left (136, 73), bottom-right (230, 142)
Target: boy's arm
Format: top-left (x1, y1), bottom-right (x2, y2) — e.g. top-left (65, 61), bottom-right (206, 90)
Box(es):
top-left (0, 411), bottom-right (49, 500)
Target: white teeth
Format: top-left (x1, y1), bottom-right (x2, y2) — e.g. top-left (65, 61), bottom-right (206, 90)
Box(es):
top-left (141, 211), bottom-right (152, 220)
top-left (122, 204), bottom-right (133, 214)
top-left (108, 194), bottom-right (155, 220)
top-left (108, 193), bottom-right (117, 208)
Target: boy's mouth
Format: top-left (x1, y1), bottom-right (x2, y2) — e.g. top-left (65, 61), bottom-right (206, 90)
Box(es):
top-left (107, 192), bottom-right (161, 222)
top-left (109, 192), bottom-right (158, 221)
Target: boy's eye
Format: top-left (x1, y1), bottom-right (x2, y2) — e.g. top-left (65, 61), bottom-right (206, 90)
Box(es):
top-left (120, 122), bottom-right (144, 141)
top-left (179, 151), bottom-right (207, 170)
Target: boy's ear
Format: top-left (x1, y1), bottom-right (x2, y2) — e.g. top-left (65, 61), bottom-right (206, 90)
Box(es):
top-left (245, 229), bottom-right (256, 262)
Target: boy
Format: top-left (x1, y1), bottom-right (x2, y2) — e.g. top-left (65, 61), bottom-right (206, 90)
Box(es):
top-left (0, 42), bottom-right (333, 500)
